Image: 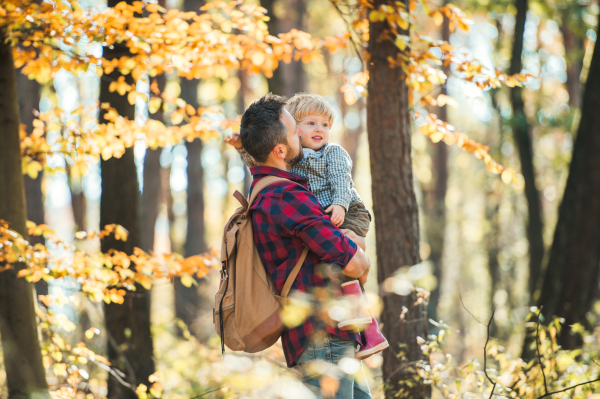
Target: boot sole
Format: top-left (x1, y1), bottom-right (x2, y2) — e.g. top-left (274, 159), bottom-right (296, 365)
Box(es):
top-left (355, 340), bottom-right (389, 360)
top-left (338, 317), bottom-right (373, 330)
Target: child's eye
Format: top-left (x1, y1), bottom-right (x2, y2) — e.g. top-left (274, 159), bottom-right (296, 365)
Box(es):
top-left (309, 122), bottom-right (314, 125)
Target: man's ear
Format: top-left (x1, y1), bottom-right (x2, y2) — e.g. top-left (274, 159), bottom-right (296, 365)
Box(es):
top-left (272, 144), bottom-right (286, 160)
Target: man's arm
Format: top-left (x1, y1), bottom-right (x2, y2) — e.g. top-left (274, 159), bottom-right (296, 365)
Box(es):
top-left (279, 185), bottom-right (366, 273)
top-left (342, 246), bottom-right (370, 279)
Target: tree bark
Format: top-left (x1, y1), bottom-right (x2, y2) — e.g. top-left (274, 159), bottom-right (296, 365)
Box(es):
top-left (340, 98), bottom-right (364, 177)
top-left (261, 0), bottom-right (306, 97)
top-left (175, 0), bottom-right (207, 336)
top-left (536, 25), bottom-right (600, 350)
top-left (425, 12), bottom-right (449, 331)
top-left (68, 170), bottom-right (86, 232)
top-left (367, 1), bottom-right (429, 397)
top-left (16, 64), bottom-right (48, 296)
top-left (140, 75), bottom-right (166, 254)
top-left (509, 0), bottom-right (544, 298)
top-left (561, 9), bottom-right (584, 109)
top-left (0, 32), bottom-right (50, 399)
top-left (100, 1), bottom-right (154, 396)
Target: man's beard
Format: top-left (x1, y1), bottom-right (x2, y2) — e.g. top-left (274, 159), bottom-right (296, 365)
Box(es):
top-left (284, 144), bottom-right (304, 167)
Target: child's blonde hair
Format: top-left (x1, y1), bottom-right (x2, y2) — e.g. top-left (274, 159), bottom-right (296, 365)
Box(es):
top-left (285, 93), bottom-right (335, 126)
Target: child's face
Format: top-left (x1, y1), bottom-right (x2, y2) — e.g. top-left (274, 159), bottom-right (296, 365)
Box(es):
top-left (298, 114), bottom-right (331, 150)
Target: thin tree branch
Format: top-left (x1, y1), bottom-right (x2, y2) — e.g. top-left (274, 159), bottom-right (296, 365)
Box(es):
top-left (458, 291), bottom-right (485, 325)
top-left (535, 377), bottom-right (600, 399)
top-left (190, 386), bottom-right (225, 399)
top-left (483, 308), bottom-right (497, 399)
top-left (536, 307), bottom-right (548, 396)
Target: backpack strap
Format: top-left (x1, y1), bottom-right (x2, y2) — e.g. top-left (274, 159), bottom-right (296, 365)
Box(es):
top-left (242, 175), bottom-right (308, 296)
top-left (281, 246), bottom-right (309, 298)
top-left (246, 176), bottom-right (290, 214)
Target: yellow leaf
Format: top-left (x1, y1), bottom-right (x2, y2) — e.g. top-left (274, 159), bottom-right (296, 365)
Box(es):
top-left (17, 269), bottom-right (30, 278)
top-left (344, 91), bottom-right (357, 106)
top-left (127, 91), bottom-right (138, 105)
top-left (148, 97), bottom-right (162, 114)
top-left (251, 52), bottom-right (265, 66)
top-left (395, 36), bottom-right (407, 51)
top-left (180, 274), bottom-right (197, 288)
top-left (171, 111), bottom-right (184, 125)
top-left (26, 161), bottom-right (43, 179)
top-left (397, 15), bottom-right (409, 30)
top-left (431, 10), bottom-right (444, 26)
top-left (501, 169), bottom-right (515, 185)
top-left (85, 328), bottom-right (95, 340)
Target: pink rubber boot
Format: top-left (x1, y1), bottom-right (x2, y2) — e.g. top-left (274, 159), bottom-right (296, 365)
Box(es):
top-left (355, 314), bottom-right (389, 360)
top-left (338, 280), bottom-right (372, 330)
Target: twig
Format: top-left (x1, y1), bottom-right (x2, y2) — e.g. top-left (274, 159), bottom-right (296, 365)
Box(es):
top-left (458, 292), bottom-right (485, 325)
top-left (534, 377), bottom-right (600, 399)
top-left (189, 386), bottom-right (225, 399)
top-left (536, 307), bottom-right (548, 396)
top-left (89, 358), bottom-right (135, 392)
top-left (483, 308), bottom-right (497, 399)
top-left (328, 0), bottom-right (364, 65)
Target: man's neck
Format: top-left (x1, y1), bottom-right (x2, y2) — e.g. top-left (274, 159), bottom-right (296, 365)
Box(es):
top-left (258, 159), bottom-right (290, 172)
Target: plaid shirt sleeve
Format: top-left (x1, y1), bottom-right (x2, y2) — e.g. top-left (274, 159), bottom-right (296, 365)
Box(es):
top-left (325, 145), bottom-right (354, 211)
top-left (278, 184), bottom-right (357, 266)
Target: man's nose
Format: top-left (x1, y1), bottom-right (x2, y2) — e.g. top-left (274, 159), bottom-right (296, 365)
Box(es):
top-left (297, 126), bottom-right (304, 136)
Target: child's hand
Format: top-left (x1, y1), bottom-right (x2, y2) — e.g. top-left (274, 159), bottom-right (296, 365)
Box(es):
top-left (325, 204), bottom-right (346, 227)
top-left (224, 133), bottom-right (243, 149)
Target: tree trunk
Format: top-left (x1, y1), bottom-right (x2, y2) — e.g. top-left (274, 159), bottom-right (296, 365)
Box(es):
top-left (238, 68), bottom-right (252, 196)
top-left (17, 65), bottom-right (48, 296)
top-left (425, 13), bottom-right (449, 331)
top-left (0, 32), bottom-right (50, 399)
top-left (68, 170), bottom-right (86, 232)
top-left (509, 0), bottom-right (544, 298)
top-left (367, 1), bottom-right (429, 397)
top-left (561, 10), bottom-right (584, 109)
top-left (340, 98), bottom-right (364, 177)
top-left (536, 25), bottom-right (600, 350)
top-left (100, 1), bottom-right (154, 396)
top-left (262, 0), bottom-right (306, 97)
top-left (176, 0), bottom-right (207, 336)
top-left (140, 75), bottom-right (166, 253)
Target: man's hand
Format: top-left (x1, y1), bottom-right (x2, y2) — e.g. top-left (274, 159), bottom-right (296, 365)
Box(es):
top-left (342, 246), bottom-right (370, 279)
top-left (340, 229), bottom-right (366, 251)
top-left (325, 204), bottom-right (346, 227)
top-left (224, 133), bottom-right (243, 149)
top-left (358, 269), bottom-right (369, 286)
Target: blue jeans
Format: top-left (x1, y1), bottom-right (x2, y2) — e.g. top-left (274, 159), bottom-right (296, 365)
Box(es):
top-left (296, 332), bottom-right (372, 399)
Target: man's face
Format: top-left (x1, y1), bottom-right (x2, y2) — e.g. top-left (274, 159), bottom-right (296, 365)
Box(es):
top-left (280, 109), bottom-right (304, 167)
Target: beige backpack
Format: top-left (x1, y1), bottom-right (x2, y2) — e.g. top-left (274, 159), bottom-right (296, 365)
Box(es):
top-left (213, 176), bottom-right (309, 353)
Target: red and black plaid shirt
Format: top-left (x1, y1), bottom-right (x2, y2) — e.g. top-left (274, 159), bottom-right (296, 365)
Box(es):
top-left (249, 166), bottom-right (363, 367)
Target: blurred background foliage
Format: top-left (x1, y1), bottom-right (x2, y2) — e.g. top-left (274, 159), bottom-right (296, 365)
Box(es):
top-left (1, 0), bottom-right (600, 397)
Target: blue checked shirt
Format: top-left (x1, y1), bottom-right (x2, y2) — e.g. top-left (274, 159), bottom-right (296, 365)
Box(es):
top-left (237, 143), bottom-right (362, 211)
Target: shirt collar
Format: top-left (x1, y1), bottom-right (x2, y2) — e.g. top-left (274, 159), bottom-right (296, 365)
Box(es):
top-left (250, 166), bottom-right (307, 186)
top-left (302, 143), bottom-right (329, 160)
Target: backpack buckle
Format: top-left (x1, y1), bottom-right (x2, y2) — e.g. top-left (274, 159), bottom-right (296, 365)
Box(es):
top-left (221, 269), bottom-right (228, 281)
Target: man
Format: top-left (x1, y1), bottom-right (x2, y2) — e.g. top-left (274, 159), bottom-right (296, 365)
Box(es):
top-left (239, 94), bottom-right (372, 398)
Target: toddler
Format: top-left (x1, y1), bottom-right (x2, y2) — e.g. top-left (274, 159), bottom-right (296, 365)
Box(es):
top-left (227, 93), bottom-right (388, 360)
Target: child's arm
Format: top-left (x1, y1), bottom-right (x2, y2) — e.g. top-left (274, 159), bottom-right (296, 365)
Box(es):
top-left (324, 145), bottom-right (354, 226)
top-left (225, 133), bottom-right (258, 167)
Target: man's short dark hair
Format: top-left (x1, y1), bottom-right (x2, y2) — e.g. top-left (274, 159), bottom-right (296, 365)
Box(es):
top-left (240, 93), bottom-right (288, 164)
